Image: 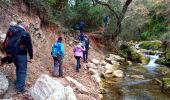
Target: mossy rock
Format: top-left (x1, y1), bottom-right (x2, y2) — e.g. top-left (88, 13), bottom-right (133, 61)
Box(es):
top-left (132, 65), bottom-right (148, 74)
top-left (155, 67), bottom-right (170, 75)
top-left (155, 58), bottom-right (165, 64)
top-left (139, 41), bottom-right (163, 51)
top-left (165, 48), bottom-right (170, 65)
top-left (121, 45), bottom-right (148, 64)
top-left (163, 78), bottom-right (170, 88)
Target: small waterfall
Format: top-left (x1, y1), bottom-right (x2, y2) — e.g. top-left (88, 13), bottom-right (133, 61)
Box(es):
top-left (144, 53), bottom-right (160, 71)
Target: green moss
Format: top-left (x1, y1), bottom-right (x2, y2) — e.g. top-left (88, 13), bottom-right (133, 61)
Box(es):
top-left (165, 48), bottom-right (170, 65)
top-left (163, 78), bottom-right (170, 86)
top-left (131, 51), bottom-right (140, 61)
top-left (139, 41), bottom-right (163, 51)
top-left (155, 58), bottom-right (165, 64)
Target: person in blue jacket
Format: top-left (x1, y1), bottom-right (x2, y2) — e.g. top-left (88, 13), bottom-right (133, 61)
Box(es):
top-left (103, 15), bottom-right (109, 28)
top-left (51, 37), bottom-right (64, 77)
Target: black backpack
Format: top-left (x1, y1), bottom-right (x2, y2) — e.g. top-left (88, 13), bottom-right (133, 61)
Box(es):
top-left (4, 26), bottom-right (23, 56)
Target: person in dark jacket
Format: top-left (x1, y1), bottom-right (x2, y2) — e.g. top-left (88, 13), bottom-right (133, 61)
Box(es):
top-left (77, 30), bottom-right (85, 43)
top-left (3, 21), bottom-right (33, 93)
top-left (103, 15), bottom-right (109, 28)
top-left (79, 20), bottom-right (86, 32)
top-left (82, 35), bottom-right (89, 62)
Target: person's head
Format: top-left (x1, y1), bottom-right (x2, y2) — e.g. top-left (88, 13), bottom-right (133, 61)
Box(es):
top-left (17, 18), bottom-right (23, 25)
top-left (57, 37), bottom-right (62, 42)
top-left (78, 42), bottom-right (82, 46)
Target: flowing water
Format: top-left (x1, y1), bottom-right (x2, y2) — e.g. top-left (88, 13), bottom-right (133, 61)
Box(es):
top-left (102, 54), bottom-right (170, 100)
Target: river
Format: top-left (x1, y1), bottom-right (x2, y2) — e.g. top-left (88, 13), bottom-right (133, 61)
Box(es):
top-left (102, 54), bottom-right (170, 100)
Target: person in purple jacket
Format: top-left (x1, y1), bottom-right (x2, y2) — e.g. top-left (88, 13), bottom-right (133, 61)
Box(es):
top-left (73, 42), bottom-right (85, 72)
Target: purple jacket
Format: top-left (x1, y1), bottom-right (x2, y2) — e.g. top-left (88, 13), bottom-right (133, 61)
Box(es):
top-left (73, 44), bottom-right (85, 58)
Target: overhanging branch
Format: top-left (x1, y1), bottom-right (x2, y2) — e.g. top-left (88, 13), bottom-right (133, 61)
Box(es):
top-left (92, 0), bottom-right (119, 19)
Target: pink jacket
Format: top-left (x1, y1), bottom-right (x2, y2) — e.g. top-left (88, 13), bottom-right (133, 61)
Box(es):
top-left (73, 44), bottom-right (85, 58)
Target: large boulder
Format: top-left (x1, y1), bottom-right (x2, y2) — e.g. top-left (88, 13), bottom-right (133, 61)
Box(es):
top-left (0, 71), bottom-right (8, 98)
top-left (120, 44), bottom-right (149, 64)
top-left (29, 74), bottom-right (77, 100)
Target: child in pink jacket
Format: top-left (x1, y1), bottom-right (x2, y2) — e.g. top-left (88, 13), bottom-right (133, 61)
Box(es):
top-left (73, 43), bottom-right (85, 72)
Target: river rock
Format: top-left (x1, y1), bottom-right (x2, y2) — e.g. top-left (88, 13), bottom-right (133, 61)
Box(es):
top-left (87, 62), bottom-right (97, 69)
top-left (91, 74), bottom-right (101, 84)
top-left (65, 76), bottom-right (88, 93)
top-left (155, 66), bottom-right (170, 75)
top-left (29, 74), bottom-right (77, 100)
top-left (101, 60), bottom-right (107, 66)
top-left (89, 68), bottom-right (98, 75)
top-left (105, 54), bottom-right (125, 63)
top-left (0, 72), bottom-right (8, 98)
top-left (91, 59), bottom-right (100, 65)
top-left (110, 60), bottom-right (120, 65)
top-left (131, 65), bottom-right (147, 74)
top-left (104, 63), bottom-right (114, 74)
top-left (127, 61), bottom-right (132, 65)
top-left (130, 75), bottom-right (144, 79)
top-left (113, 70), bottom-right (124, 78)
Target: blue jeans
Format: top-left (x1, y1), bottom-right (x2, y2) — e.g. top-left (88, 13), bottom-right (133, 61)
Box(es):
top-left (75, 56), bottom-right (81, 72)
top-left (14, 55), bottom-right (27, 93)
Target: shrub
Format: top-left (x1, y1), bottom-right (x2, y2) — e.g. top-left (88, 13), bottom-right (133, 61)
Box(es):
top-left (139, 41), bottom-right (163, 51)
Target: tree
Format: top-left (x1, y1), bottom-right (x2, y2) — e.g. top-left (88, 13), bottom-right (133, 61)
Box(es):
top-left (93, 0), bottom-right (133, 41)
top-left (56, 0), bottom-right (68, 10)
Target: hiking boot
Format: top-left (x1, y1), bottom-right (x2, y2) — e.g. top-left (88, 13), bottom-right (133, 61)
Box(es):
top-left (59, 75), bottom-right (64, 78)
top-left (76, 69), bottom-right (79, 72)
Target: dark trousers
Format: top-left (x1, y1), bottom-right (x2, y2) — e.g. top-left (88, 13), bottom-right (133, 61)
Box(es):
top-left (14, 55), bottom-right (27, 93)
top-left (53, 57), bottom-right (63, 77)
top-left (75, 56), bottom-right (81, 71)
top-left (83, 50), bottom-right (88, 62)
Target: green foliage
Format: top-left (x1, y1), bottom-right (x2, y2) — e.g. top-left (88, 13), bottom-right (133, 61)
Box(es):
top-left (160, 31), bottom-right (170, 41)
top-left (55, 0), bottom-right (107, 30)
top-left (139, 1), bottom-right (169, 41)
top-left (140, 32), bottom-right (150, 40)
top-left (1, 0), bottom-right (11, 6)
top-left (139, 41), bottom-right (163, 51)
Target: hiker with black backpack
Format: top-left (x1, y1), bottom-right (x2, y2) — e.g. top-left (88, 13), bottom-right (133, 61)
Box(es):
top-left (2, 21), bottom-right (33, 93)
top-left (51, 37), bottom-right (64, 77)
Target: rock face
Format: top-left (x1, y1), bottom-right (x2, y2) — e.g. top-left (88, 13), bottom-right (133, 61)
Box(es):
top-left (29, 74), bottom-right (77, 100)
top-left (0, 71), bottom-right (8, 98)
